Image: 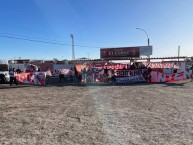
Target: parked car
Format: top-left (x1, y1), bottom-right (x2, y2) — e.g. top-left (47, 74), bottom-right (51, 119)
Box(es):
top-left (0, 71), bottom-right (10, 83)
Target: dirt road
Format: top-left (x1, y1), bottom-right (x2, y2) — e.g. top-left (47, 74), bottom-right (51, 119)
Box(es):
top-left (0, 81), bottom-right (193, 144)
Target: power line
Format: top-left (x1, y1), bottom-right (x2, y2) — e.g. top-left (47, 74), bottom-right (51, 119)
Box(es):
top-left (0, 32), bottom-right (65, 43)
top-left (0, 34), bottom-right (102, 48)
top-left (0, 34), bottom-right (70, 46)
top-left (0, 32), bottom-right (106, 47)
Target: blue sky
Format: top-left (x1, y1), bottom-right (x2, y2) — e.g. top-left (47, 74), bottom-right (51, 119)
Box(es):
top-left (0, 0), bottom-right (193, 60)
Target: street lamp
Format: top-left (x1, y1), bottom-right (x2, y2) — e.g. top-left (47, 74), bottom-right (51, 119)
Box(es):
top-left (70, 34), bottom-right (75, 60)
top-left (136, 28), bottom-right (150, 46)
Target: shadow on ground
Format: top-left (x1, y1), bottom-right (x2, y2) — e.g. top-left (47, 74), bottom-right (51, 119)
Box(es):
top-left (0, 84), bottom-right (33, 89)
top-left (1, 80), bottom-right (191, 89)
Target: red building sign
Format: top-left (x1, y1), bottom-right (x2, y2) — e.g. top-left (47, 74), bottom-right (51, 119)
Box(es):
top-left (100, 47), bottom-right (140, 59)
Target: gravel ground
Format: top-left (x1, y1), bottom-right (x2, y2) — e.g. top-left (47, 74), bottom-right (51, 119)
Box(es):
top-left (0, 80), bottom-right (193, 145)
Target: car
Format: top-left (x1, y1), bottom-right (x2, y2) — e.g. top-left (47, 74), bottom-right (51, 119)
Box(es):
top-left (0, 71), bottom-right (10, 83)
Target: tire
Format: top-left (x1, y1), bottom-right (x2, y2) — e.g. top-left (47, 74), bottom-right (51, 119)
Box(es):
top-left (0, 75), bottom-right (6, 83)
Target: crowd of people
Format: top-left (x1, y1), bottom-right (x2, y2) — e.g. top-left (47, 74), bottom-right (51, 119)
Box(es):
top-left (58, 66), bottom-right (132, 84)
top-left (55, 63), bottom-right (155, 84)
top-left (58, 67), bottom-right (81, 83)
top-left (7, 62), bottom-right (149, 86)
top-left (7, 63), bottom-right (193, 86)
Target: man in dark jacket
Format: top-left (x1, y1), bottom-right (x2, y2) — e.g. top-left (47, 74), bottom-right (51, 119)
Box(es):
top-left (9, 68), bottom-right (18, 86)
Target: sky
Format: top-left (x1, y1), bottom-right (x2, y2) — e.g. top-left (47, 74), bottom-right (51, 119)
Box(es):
top-left (0, 0), bottom-right (193, 60)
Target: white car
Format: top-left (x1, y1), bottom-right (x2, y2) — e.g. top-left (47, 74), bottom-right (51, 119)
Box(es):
top-left (0, 71), bottom-right (10, 83)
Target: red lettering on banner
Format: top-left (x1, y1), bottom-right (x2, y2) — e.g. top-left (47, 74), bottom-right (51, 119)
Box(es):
top-left (143, 62), bottom-right (176, 68)
top-left (150, 70), bottom-right (192, 82)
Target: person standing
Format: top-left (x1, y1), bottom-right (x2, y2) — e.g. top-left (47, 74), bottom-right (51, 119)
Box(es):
top-left (111, 68), bottom-right (116, 83)
top-left (147, 67), bottom-right (152, 83)
top-left (104, 66), bottom-right (108, 75)
top-left (16, 67), bottom-right (21, 74)
top-left (69, 67), bottom-right (75, 83)
top-left (59, 69), bottom-right (64, 82)
top-left (191, 64), bottom-right (193, 82)
top-left (46, 67), bottom-right (51, 85)
top-left (9, 68), bottom-right (18, 86)
top-left (107, 68), bottom-right (112, 82)
top-left (86, 68), bottom-right (92, 83)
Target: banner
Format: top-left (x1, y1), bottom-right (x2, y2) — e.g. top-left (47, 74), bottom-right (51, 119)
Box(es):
top-left (116, 74), bottom-right (146, 84)
top-left (16, 72), bottom-right (46, 85)
top-left (25, 64), bottom-right (38, 72)
top-left (116, 69), bottom-right (147, 77)
top-left (51, 69), bottom-right (70, 76)
top-left (76, 64), bottom-right (128, 73)
top-left (100, 46), bottom-right (153, 59)
top-left (150, 70), bottom-right (192, 82)
top-left (142, 62), bottom-right (179, 69)
top-left (100, 47), bottom-right (140, 59)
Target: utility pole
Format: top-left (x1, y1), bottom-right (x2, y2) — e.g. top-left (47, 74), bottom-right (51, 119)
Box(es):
top-left (70, 34), bottom-right (75, 60)
top-left (178, 46), bottom-right (180, 62)
top-left (87, 52), bottom-right (89, 59)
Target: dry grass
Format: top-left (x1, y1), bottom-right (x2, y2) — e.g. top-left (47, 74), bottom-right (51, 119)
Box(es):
top-left (1, 80), bottom-right (193, 145)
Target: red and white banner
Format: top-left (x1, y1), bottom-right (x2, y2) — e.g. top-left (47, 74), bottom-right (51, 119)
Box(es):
top-left (116, 74), bottom-right (146, 84)
top-left (25, 64), bottom-right (38, 72)
top-left (75, 64), bottom-right (128, 73)
top-left (16, 72), bottom-right (46, 85)
top-left (143, 62), bottom-right (179, 69)
top-left (150, 70), bottom-right (192, 82)
top-left (51, 69), bottom-right (70, 76)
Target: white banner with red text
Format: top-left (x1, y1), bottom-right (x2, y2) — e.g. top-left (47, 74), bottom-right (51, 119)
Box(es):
top-left (150, 70), bottom-right (192, 82)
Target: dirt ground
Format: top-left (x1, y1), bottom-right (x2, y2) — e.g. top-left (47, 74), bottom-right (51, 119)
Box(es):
top-left (1, 80), bottom-right (193, 145)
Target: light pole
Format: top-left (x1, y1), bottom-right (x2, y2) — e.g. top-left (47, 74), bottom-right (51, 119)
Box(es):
top-left (70, 34), bottom-right (75, 60)
top-left (87, 52), bottom-right (89, 59)
top-left (136, 28), bottom-right (150, 46)
top-left (178, 46), bottom-right (180, 62)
